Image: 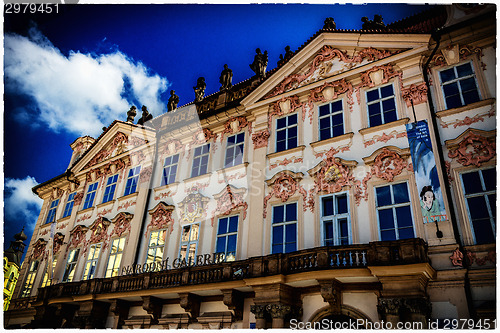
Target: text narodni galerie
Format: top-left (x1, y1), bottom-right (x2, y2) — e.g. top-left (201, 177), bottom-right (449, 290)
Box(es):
top-left (121, 252), bottom-right (231, 276)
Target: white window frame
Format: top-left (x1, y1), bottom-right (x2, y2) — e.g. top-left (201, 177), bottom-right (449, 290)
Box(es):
top-left (124, 166), bottom-right (141, 196)
top-left (83, 182), bottom-right (98, 210)
top-left (162, 154), bottom-right (179, 186)
top-left (178, 223), bottom-right (200, 263)
top-left (275, 113), bottom-right (298, 152)
top-left (45, 199), bottom-right (59, 224)
top-left (83, 243), bottom-right (102, 280)
top-left (191, 144), bottom-right (210, 178)
top-left (318, 99), bottom-right (344, 141)
top-left (105, 237), bottom-right (126, 278)
top-left (216, 214), bottom-right (239, 261)
top-left (62, 192), bottom-right (76, 218)
top-left (62, 248), bottom-right (80, 283)
top-left (102, 174), bottom-right (119, 203)
top-left (20, 261), bottom-right (39, 297)
top-left (146, 229), bottom-right (167, 264)
top-left (439, 60), bottom-right (481, 110)
top-left (320, 192), bottom-right (351, 246)
top-left (271, 202), bottom-right (298, 254)
top-left (224, 132), bottom-right (245, 168)
top-left (366, 83), bottom-right (398, 127)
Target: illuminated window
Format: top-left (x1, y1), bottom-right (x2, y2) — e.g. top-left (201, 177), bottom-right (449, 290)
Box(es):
top-left (225, 133), bottom-right (245, 168)
top-left (146, 230), bottom-right (166, 264)
top-left (276, 113), bottom-right (298, 152)
top-left (439, 62), bottom-right (480, 109)
top-left (162, 154), bottom-right (179, 186)
top-left (272, 202), bottom-right (297, 254)
top-left (62, 248), bottom-right (79, 282)
top-left (21, 261), bottom-right (39, 297)
top-left (40, 256), bottom-right (58, 288)
top-left (319, 100), bottom-right (344, 141)
top-left (62, 192), bottom-right (76, 218)
top-left (179, 224), bottom-right (199, 263)
top-left (191, 144), bottom-right (210, 177)
top-left (102, 174), bottom-right (118, 203)
top-left (105, 238), bottom-right (125, 278)
top-left (321, 193), bottom-right (350, 246)
top-left (124, 166), bottom-right (141, 196)
top-left (216, 215), bottom-right (239, 261)
top-left (376, 182), bottom-right (414, 241)
top-left (83, 182), bottom-right (98, 210)
top-left (6, 272), bottom-right (15, 291)
top-left (460, 168), bottom-right (496, 244)
top-left (45, 199), bottom-right (59, 224)
top-left (83, 243), bottom-right (102, 280)
top-left (366, 84), bottom-right (397, 127)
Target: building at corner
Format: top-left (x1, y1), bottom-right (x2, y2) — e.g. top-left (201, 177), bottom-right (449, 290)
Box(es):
top-left (4, 229), bottom-right (27, 311)
top-left (5, 4), bottom-right (496, 329)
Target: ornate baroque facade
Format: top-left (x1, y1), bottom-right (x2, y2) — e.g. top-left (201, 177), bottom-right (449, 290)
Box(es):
top-left (5, 5), bottom-right (496, 329)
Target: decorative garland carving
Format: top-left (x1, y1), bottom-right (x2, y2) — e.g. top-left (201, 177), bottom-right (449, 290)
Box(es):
top-left (111, 212), bottom-right (133, 238)
top-left (431, 44), bottom-right (485, 69)
top-left (50, 187), bottom-right (64, 201)
top-left (32, 238), bottom-right (48, 260)
top-left (363, 130), bottom-right (407, 148)
top-left (117, 200), bottom-right (136, 211)
top-left (220, 117), bottom-right (252, 142)
top-left (217, 172), bottom-right (247, 184)
top-left (161, 138), bottom-right (184, 156)
top-left (88, 217), bottom-right (111, 248)
top-left (86, 132), bottom-right (128, 168)
top-left (139, 165), bottom-right (153, 184)
top-left (401, 83), bottom-right (428, 107)
top-left (53, 232), bottom-right (65, 254)
top-left (210, 185), bottom-right (248, 226)
top-left (313, 144), bottom-right (351, 159)
top-left (57, 222), bottom-right (69, 230)
top-left (252, 129), bottom-right (270, 149)
top-left (269, 95), bottom-right (304, 125)
top-left (185, 181), bottom-right (210, 194)
top-left (147, 202), bottom-right (175, 235)
top-left (355, 64), bottom-right (403, 104)
top-left (131, 150), bottom-right (147, 166)
top-left (448, 131), bottom-right (496, 167)
top-left (154, 189), bottom-right (177, 201)
top-left (306, 79), bottom-right (354, 118)
top-left (73, 192), bottom-right (84, 206)
top-left (68, 224), bottom-right (89, 250)
top-left (129, 136), bottom-right (148, 148)
top-left (263, 171), bottom-right (307, 217)
top-left (440, 106), bottom-right (495, 129)
top-left (270, 156), bottom-right (303, 170)
top-left (96, 207), bottom-right (113, 219)
top-left (76, 213), bottom-right (92, 224)
top-left (189, 128), bottom-right (218, 158)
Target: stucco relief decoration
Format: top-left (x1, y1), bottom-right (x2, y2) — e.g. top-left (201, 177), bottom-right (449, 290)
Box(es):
top-left (161, 138), bottom-right (183, 156)
top-left (186, 182), bottom-right (210, 194)
top-left (401, 83), bottom-right (428, 107)
top-left (76, 213), bottom-right (92, 224)
top-left (50, 187), bottom-right (64, 201)
top-left (88, 217), bottom-right (111, 249)
top-left (210, 185), bottom-right (248, 226)
top-left (447, 130), bottom-right (496, 168)
top-left (252, 129), bottom-right (270, 149)
top-left (67, 225), bottom-right (89, 251)
top-left (86, 132), bottom-right (129, 168)
top-left (73, 192), bottom-right (84, 206)
top-left (53, 232), bottom-right (65, 254)
top-left (444, 161), bottom-right (454, 183)
top-left (450, 248), bottom-right (496, 267)
top-left (263, 171), bottom-right (307, 217)
top-left (147, 202), bottom-right (175, 235)
top-left (217, 172), bottom-right (247, 184)
top-left (189, 128), bottom-right (218, 157)
top-left (131, 150), bottom-right (147, 166)
top-left (432, 44), bottom-right (485, 70)
top-left (139, 165), bottom-right (153, 183)
top-left (57, 222), bottom-right (69, 230)
top-left (355, 64), bottom-right (403, 104)
top-left (178, 193), bottom-right (210, 224)
top-left (154, 189), bottom-right (177, 201)
top-left (364, 130), bottom-right (407, 148)
top-left (313, 145), bottom-right (351, 159)
top-left (129, 136), bottom-right (148, 148)
top-left (32, 238), bottom-right (48, 260)
top-left (269, 156), bottom-right (303, 170)
top-left (220, 116), bottom-right (252, 142)
top-left (269, 95), bottom-right (304, 125)
top-left (86, 167), bottom-right (103, 183)
top-left (117, 200), bottom-right (136, 211)
top-left (111, 212), bottom-right (133, 238)
top-left (307, 79), bottom-right (354, 118)
top-left (440, 105), bottom-right (495, 129)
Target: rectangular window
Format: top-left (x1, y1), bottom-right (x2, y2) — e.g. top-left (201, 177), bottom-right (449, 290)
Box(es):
top-left (162, 154), bottom-right (179, 186)
top-left (146, 230), bottom-right (166, 264)
top-left (366, 84), bottom-right (397, 127)
top-left (105, 238), bottom-right (125, 278)
top-left (272, 202), bottom-right (297, 254)
top-left (45, 199), bottom-right (60, 224)
top-left (21, 261), bottom-right (39, 297)
top-left (124, 166), bottom-right (141, 196)
top-left (83, 182), bottom-right (98, 210)
top-left (225, 133), bottom-right (245, 168)
top-left (276, 113), bottom-right (298, 152)
top-left (460, 168), bottom-right (496, 245)
top-left (41, 256), bottom-right (58, 288)
top-left (179, 223), bottom-right (199, 263)
top-left (62, 248), bottom-right (80, 282)
top-left (439, 62), bottom-right (480, 109)
top-left (62, 192), bottom-right (76, 218)
top-left (102, 174), bottom-right (118, 203)
top-left (83, 243), bottom-right (102, 280)
top-left (216, 215), bottom-right (239, 261)
top-left (376, 182), bottom-right (415, 241)
top-left (191, 144), bottom-right (210, 178)
top-left (319, 100), bottom-right (344, 141)
top-left (321, 193), bottom-right (350, 246)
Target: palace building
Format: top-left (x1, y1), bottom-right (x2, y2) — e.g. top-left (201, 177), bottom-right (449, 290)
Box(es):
top-left (5, 4), bottom-right (496, 329)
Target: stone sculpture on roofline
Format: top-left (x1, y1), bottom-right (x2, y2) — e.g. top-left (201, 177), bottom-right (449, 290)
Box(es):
top-left (249, 48), bottom-right (268, 78)
top-left (278, 45), bottom-right (294, 66)
top-left (362, 14), bottom-right (386, 30)
top-left (323, 17), bottom-right (336, 29)
top-left (126, 106), bottom-right (137, 123)
top-left (194, 77), bottom-right (207, 102)
top-left (167, 90), bottom-right (179, 112)
top-left (137, 105), bottom-right (153, 125)
top-left (219, 64), bottom-right (233, 91)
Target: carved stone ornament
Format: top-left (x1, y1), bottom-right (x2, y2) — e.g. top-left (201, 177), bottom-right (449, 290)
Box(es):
top-left (252, 129), bottom-right (270, 149)
top-left (220, 116), bottom-right (252, 142)
top-left (68, 224), bottom-right (89, 250)
top-left (269, 95), bottom-right (304, 125)
top-left (194, 77), bottom-right (207, 102)
top-left (86, 132), bottom-right (129, 169)
top-left (432, 44), bottom-right (484, 69)
top-left (53, 232), bottom-right (65, 254)
top-left (88, 217), bottom-right (111, 249)
top-left (307, 78), bottom-right (354, 115)
top-left (263, 171), bottom-right (308, 218)
top-left (147, 202), bottom-right (175, 235)
top-left (51, 187), bottom-right (64, 201)
top-left (377, 298), bottom-right (403, 317)
top-left (447, 129), bottom-right (496, 167)
top-left (167, 90), bottom-right (179, 112)
top-left (191, 128), bottom-right (217, 147)
top-left (127, 106), bottom-right (137, 123)
top-left (211, 185), bottom-right (248, 226)
top-left (401, 83), bottom-right (428, 107)
top-left (250, 305), bottom-right (267, 319)
top-left (178, 193), bottom-right (210, 224)
top-left (356, 64), bottom-right (402, 104)
top-left (73, 192), bottom-right (84, 206)
top-left (32, 238), bottom-right (48, 260)
top-left (266, 303), bottom-right (292, 319)
top-left (111, 212), bottom-right (134, 238)
top-left (161, 138), bottom-right (183, 156)
top-left (139, 165), bottom-right (153, 184)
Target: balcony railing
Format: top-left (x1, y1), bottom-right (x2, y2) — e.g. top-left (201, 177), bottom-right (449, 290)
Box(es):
top-left (31, 238), bottom-right (427, 304)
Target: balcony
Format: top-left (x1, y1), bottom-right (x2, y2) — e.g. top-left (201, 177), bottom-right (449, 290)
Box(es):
top-left (32, 238), bottom-right (427, 303)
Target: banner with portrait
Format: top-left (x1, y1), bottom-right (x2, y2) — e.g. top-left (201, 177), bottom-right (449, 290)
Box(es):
top-left (406, 120), bottom-right (447, 223)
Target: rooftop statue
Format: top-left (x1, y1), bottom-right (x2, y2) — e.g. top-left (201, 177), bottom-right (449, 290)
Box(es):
top-left (362, 14), bottom-right (386, 30)
top-left (137, 105), bottom-right (153, 125)
top-left (323, 17), bottom-right (336, 30)
top-left (219, 64), bottom-right (233, 91)
top-left (194, 77), bottom-right (207, 102)
top-left (278, 45), bottom-right (294, 66)
top-left (249, 48), bottom-right (268, 78)
top-left (167, 90), bottom-right (179, 112)
top-left (127, 106), bottom-right (137, 123)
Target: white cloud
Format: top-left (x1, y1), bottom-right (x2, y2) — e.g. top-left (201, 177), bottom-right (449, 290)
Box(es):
top-left (4, 27), bottom-right (169, 137)
top-left (4, 176), bottom-right (43, 234)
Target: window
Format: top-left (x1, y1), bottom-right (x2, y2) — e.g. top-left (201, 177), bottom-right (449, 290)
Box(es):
top-left (216, 215), bottom-right (239, 261)
top-left (319, 100), bottom-right (344, 141)
top-left (83, 243), bottom-right (102, 280)
top-left (62, 192), bottom-right (76, 218)
top-left (105, 238), bottom-right (125, 278)
top-left (460, 168), bottom-right (496, 245)
top-left (321, 193), bottom-right (350, 246)
top-left (21, 261), bottom-right (38, 297)
top-left (439, 62), bottom-right (480, 109)
top-left (102, 174), bottom-right (118, 203)
top-left (162, 154), bottom-right (179, 186)
top-left (191, 144), bottom-right (210, 177)
top-left (146, 230), bottom-right (166, 264)
top-left (45, 199), bottom-right (59, 224)
top-left (40, 257), bottom-right (58, 288)
top-left (225, 133), bottom-right (245, 168)
top-left (276, 113), bottom-right (298, 152)
top-left (83, 182), bottom-right (98, 210)
top-left (272, 202), bottom-right (297, 254)
top-left (179, 223), bottom-right (199, 263)
top-left (376, 182), bottom-right (415, 241)
top-left (366, 84), bottom-right (397, 127)
top-left (62, 248), bottom-right (79, 282)
top-left (124, 166), bottom-right (141, 196)
top-left (6, 272), bottom-right (15, 291)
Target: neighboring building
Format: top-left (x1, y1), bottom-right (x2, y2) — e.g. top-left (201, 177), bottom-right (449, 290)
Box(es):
top-left (5, 4), bottom-right (496, 329)
top-left (3, 229), bottom-right (27, 311)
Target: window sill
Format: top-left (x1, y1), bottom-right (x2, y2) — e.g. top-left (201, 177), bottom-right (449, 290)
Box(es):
top-left (96, 200), bottom-right (115, 209)
top-left (216, 162), bottom-right (249, 176)
top-left (117, 192), bottom-right (139, 202)
top-left (183, 172), bottom-right (211, 186)
top-left (78, 206), bottom-right (95, 214)
top-left (359, 118), bottom-right (410, 136)
top-left (154, 182), bottom-right (180, 193)
top-left (266, 145), bottom-right (306, 160)
top-left (56, 216), bottom-right (71, 223)
top-left (310, 132), bottom-right (354, 149)
top-left (435, 98), bottom-right (495, 118)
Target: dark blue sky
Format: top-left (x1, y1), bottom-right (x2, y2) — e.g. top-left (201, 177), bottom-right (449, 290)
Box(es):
top-left (3, 3), bottom-right (432, 255)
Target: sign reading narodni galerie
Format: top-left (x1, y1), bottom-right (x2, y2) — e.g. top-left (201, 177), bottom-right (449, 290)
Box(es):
top-left (406, 120), bottom-right (447, 223)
